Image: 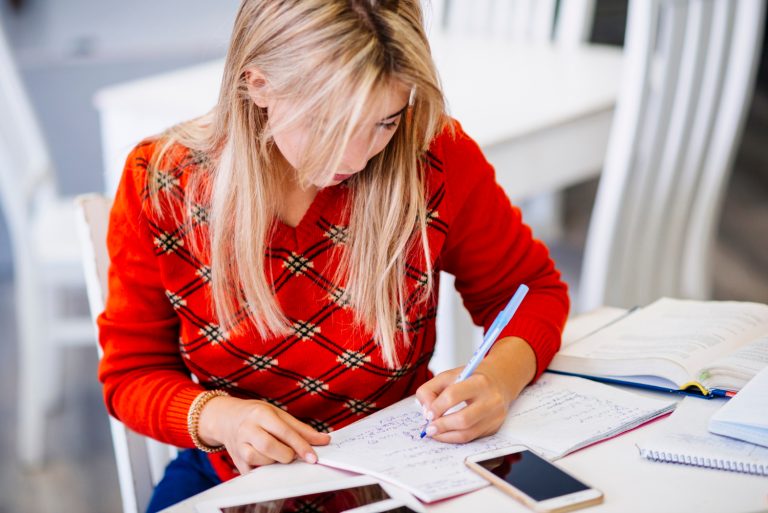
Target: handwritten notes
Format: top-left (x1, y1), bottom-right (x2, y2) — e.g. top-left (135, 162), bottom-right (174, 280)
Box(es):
top-left (315, 374), bottom-right (675, 502)
top-left (497, 374), bottom-right (676, 459)
top-left (316, 401), bottom-right (510, 502)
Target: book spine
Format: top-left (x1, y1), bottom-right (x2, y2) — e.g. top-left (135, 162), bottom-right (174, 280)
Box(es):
top-left (640, 449), bottom-right (767, 476)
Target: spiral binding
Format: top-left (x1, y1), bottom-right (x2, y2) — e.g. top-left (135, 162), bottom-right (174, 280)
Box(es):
top-left (640, 448), bottom-right (767, 476)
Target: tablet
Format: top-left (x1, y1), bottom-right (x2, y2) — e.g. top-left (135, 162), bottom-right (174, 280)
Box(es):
top-left (195, 474), bottom-right (424, 513)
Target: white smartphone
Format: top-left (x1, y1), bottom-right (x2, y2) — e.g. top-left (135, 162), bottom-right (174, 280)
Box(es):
top-left (465, 446), bottom-right (603, 513)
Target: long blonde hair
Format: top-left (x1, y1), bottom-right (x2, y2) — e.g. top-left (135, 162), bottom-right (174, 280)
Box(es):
top-left (149, 0), bottom-right (447, 367)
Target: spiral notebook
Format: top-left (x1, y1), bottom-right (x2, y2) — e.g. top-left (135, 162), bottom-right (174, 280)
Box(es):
top-left (637, 397), bottom-right (768, 476)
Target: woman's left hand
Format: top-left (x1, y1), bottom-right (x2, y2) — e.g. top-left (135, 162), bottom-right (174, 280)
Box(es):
top-left (414, 336), bottom-right (536, 443)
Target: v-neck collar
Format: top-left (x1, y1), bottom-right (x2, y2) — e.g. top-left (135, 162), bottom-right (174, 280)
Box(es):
top-left (272, 184), bottom-right (344, 247)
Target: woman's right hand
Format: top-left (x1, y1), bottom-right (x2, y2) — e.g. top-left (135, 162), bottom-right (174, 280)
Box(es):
top-left (197, 395), bottom-right (331, 475)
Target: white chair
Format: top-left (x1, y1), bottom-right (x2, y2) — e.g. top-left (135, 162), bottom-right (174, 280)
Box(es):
top-left (429, 0), bottom-right (595, 47)
top-left (0, 16), bottom-right (95, 466)
top-left (578, 0), bottom-right (766, 312)
top-left (75, 193), bottom-right (178, 513)
top-left (427, 0), bottom-right (599, 373)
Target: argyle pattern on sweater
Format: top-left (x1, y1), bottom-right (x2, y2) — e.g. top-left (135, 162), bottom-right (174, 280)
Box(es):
top-left (146, 147), bottom-right (445, 433)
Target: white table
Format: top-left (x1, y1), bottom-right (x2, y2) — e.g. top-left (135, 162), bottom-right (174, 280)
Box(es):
top-left (161, 393), bottom-right (767, 513)
top-left (161, 304), bottom-right (768, 513)
top-left (94, 35), bottom-right (623, 200)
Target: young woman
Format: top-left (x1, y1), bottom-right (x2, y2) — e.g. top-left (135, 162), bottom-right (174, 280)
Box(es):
top-left (98, 1), bottom-right (569, 511)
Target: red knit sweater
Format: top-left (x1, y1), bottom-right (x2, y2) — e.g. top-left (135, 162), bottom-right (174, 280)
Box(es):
top-left (97, 120), bottom-right (569, 481)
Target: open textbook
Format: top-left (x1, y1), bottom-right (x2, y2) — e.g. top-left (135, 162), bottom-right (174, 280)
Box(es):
top-left (549, 298), bottom-right (768, 398)
top-left (314, 374), bottom-right (675, 503)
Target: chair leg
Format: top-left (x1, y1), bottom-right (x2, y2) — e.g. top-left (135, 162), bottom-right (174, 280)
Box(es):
top-left (434, 272), bottom-right (483, 374)
top-left (433, 272), bottom-right (459, 374)
top-left (41, 288), bottom-right (63, 414)
top-left (16, 265), bottom-right (47, 467)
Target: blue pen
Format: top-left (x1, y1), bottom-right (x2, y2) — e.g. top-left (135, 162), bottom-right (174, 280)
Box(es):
top-left (419, 283), bottom-right (529, 438)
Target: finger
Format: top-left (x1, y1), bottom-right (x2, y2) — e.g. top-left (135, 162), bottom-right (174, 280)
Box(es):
top-left (237, 440), bottom-right (277, 471)
top-left (258, 411), bottom-right (324, 463)
top-left (428, 376), bottom-right (487, 419)
top-left (432, 410), bottom-right (503, 444)
top-left (231, 454), bottom-right (251, 477)
top-left (278, 411), bottom-right (332, 447)
top-left (244, 423), bottom-right (297, 464)
top-left (415, 368), bottom-right (460, 410)
top-left (427, 403), bottom-right (488, 440)
top-left (431, 424), bottom-right (488, 444)
top-left (429, 383), bottom-right (508, 443)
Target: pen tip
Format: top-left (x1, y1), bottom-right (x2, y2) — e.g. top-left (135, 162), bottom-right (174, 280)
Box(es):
top-left (420, 431), bottom-right (426, 439)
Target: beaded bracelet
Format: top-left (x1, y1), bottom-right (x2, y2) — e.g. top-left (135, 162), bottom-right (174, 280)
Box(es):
top-left (187, 389), bottom-right (230, 453)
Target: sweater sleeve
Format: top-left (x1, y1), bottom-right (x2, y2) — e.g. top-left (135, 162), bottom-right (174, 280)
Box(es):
top-left (97, 142), bottom-right (204, 448)
top-left (438, 121), bottom-right (570, 380)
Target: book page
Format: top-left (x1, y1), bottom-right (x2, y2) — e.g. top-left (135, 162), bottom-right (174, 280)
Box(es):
top-left (315, 374), bottom-right (674, 502)
top-left (562, 307), bottom-right (627, 347)
top-left (557, 299), bottom-right (768, 382)
top-left (698, 336), bottom-right (768, 389)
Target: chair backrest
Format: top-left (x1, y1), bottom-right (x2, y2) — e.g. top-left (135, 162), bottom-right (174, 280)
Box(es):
top-left (75, 194), bottom-right (178, 513)
top-left (578, 0), bottom-right (766, 311)
top-left (0, 17), bottom-right (55, 224)
top-left (427, 0), bottom-right (595, 46)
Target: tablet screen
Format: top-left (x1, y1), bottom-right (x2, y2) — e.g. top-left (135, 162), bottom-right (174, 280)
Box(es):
top-left (219, 483), bottom-right (389, 512)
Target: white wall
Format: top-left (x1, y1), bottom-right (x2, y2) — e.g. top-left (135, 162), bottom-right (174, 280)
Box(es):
top-left (8, 0), bottom-right (238, 64)
top-left (5, 0), bottom-right (240, 193)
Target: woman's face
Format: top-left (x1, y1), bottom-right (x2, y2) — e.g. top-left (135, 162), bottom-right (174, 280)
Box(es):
top-left (246, 70), bottom-right (410, 187)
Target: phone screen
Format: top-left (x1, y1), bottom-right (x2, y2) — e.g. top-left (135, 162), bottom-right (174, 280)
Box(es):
top-left (476, 450), bottom-right (590, 502)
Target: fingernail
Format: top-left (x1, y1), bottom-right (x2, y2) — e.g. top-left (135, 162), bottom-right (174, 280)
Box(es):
top-left (305, 452), bottom-right (317, 464)
top-left (414, 398), bottom-right (422, 409)
top-left (426, 410), bottom-right (434, 420)
top-left (426, 425), bottom-right (437, 437)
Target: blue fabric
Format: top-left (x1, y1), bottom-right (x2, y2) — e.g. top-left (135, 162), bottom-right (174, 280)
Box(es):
top-left (145, 448), bottom-right (222, 513)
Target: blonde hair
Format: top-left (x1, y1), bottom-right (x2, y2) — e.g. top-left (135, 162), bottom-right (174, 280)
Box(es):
top-left (149, 0), bottom-right (447, 367)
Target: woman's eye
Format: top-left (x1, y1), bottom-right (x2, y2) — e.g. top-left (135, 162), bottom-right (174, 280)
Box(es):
top-left (377, 121), bottom-right (398, 131)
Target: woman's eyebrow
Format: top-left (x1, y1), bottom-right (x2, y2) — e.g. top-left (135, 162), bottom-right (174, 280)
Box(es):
top-left (379, 103), bottom-right (409, 122)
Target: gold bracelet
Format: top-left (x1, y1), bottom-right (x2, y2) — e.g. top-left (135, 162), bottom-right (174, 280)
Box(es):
top-left (187, 389), bottom-right (230, 453)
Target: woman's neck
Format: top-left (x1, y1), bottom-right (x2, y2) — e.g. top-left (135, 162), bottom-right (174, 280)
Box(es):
top-left (276, 169), bottom-right (320, 229)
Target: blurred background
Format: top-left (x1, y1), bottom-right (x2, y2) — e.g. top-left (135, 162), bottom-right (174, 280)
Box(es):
top-left (0, 1), bottom-right (766, 512)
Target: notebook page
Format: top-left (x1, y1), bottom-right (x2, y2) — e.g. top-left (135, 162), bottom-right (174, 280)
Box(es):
top-left (316, 397), bottom-right (506, 502)
top-left (497, 374), bottom-right (676, 458)
top-left (315, 374), bottom-right (675, 502)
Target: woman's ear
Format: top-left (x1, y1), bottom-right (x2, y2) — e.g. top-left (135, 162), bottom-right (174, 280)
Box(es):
top-left (244, 67), bottom-right (271, 108)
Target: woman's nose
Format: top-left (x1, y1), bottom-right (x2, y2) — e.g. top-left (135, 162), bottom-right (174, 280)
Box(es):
top-left (342, 136), bottom-right (373, 172)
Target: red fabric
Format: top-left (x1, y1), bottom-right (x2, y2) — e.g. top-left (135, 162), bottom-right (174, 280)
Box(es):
top-left (97, 120), bottom-right (569, 481)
